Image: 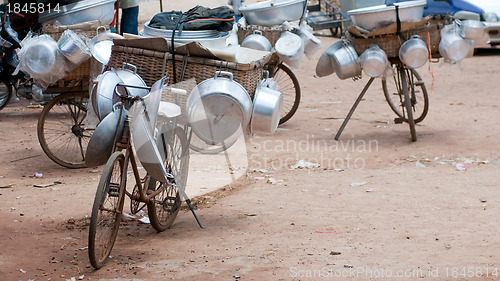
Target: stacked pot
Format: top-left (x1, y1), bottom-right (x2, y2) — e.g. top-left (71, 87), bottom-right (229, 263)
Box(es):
top-left (439, 20), bottom-right (485, 63)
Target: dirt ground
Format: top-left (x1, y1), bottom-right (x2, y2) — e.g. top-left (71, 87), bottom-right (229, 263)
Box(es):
top-left (2, 4), bottom-right (500, 281)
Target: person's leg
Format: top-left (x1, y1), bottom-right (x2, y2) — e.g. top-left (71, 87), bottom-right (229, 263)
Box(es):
top-left (120, 6), bottom-right (139, 35)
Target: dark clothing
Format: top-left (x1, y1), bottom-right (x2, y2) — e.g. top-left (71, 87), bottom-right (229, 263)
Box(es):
top-left (149, 5), bottom-right (234, 32)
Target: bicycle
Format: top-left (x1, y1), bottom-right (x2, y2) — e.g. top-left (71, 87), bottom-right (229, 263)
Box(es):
top-left (88, 76), bottom-right (197, 269)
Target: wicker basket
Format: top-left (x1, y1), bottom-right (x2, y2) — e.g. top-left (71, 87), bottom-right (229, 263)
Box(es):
top-left (237, 24), bottom-right (286, 46)
top-left (347, 24), bottom-right (443, 59)
top-left (42, 20), bottom-right (110, 41)
top-left (107, 44), bottom-right (271, 98)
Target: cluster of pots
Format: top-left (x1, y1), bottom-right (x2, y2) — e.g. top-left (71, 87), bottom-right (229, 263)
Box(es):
top-left (316, 19), bottom-right (486, 80)
top-left (186, 70), bottom-right (283, 148)
top-left (240, 25), bottom-right (321, 68)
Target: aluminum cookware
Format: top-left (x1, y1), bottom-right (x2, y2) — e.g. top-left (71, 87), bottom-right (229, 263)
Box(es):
top-left (239, 0), bottom-right (307, 27)
top-left (241, 30), bottom-right (272, 51)
top-left (90, 26), bottom-right (124, 64)
top-left (461, 20), bottom-right (485, 40)
top-left (439, 32), bottom-right (469, 62)
top-left (360, 44), bottom-right (388, 78)
top-left (186, 71), bottom-right (252, 146)
top-left (58, 29), bottom-right (91, 65)
top-left (114, 63), bottom-right (148, 99)
top-left (275, 31), bottom-right (304, 69)
top-left (399, 35), bottom-right (429, 69)
top-left (315, 43), bottom-right (337, 77)
top-left (251, 77), bottom-right (283, 135)
top-left (347, 0), bottom-right (426, 31)
top-left (95, 70), bottom-right (127, 120)
top-left (21, 36), bottom-right (59, 76)
top-left (39, 0), bottom-right (116, 25)
top-left (329, 40), bottom-right (361, 80)
top-left (85, 104), bottom-right (127, 167)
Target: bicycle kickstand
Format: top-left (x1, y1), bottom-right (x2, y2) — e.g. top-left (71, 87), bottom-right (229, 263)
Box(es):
top-left (178, 188), bottom-right (204, 229)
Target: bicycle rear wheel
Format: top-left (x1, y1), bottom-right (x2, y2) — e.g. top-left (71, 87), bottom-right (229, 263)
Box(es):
top-left (88, 152), bottom-right (126, 269)
top-left (37, 92), bottom-right (92, 168)
top-left (382, 65), bottom-right (429, 123)
top-left (267, 63), bottom-right (301, 125)
top-left (147, 126), bottom-right (189, 232)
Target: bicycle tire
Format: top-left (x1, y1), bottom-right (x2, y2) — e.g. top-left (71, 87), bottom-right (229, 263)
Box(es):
top-left (37, 91), bottom-right (92, 168)
top-left (268, 63), bottom-right (301, 125)
top-left (0, 80), bottom-right (12, 110)
top-left (88, 152), bottom-right (126, 269)
top-left (382, 66), bottom-right (429, 123)
top-left (147, 126), bottom-right (189, 232)
top-left (400, 68), bottom-right (417, 142)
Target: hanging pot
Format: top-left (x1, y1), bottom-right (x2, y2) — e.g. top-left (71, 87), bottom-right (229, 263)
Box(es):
top-left (360, 44), bottom-right (388, 78)
top-left (315, 43), bottom-right (337, 77)
top-left (90, 26), bottom-right (124, 64)
top-left (94, 70), bottom-right (127, 121)
top-left (461, 20), bottom-right (485, 40)
top-left (241, 30), bottom-right (272, 52)
top-left (329, 40), bottom-right (361, 80)
top-left (251, 77), bottom-right (283, 135)
top-left (439, 32), bottom-right (469, 62)
top-left (186, 71), bottom-right (252, 146)
top-left (85, 105), bottom-right (128, 167)
top-left (399, 35), bottom-right (429, 69)
top-left (58, 29), bottom-right (91, 65)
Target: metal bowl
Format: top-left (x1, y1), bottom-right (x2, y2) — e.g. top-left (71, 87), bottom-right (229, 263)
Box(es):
top-left (39, 0), bottom-right (116, 25)
top-left (347, 0), bottom-right (426, 31)
top-left (239, 0), bottom-right (307, 27)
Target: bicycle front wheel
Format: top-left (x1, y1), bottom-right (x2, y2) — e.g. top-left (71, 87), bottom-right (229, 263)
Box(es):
top-left (0, 80), bottom-right (12, 110)
top-left (147, 126), bottom-right (189, 232)
top-left (88, 152), bottom-right (126, 269)
top-left (382, 65), bottom-right (429, 123)
top-left (37, 92), bottom-right (92, 168)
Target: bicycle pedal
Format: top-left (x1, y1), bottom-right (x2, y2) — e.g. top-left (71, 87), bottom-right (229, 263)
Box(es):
top-left (162, 197), bottom-right (179, 212)
top-left (108, 184), bottom-right (120, 197)
top-left (394, 117), bottom-right (404, 124)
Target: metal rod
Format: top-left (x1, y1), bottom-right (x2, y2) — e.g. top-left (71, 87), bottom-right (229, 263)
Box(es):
top-left (334, 77), bottom-right (375, 140)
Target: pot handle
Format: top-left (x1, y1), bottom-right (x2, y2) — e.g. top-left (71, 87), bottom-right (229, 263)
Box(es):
top-left (253, 30), bottom-right (263, 36)
top-left (262, 70), bottom-right (270, 80)
top-left (214, 71), bottom-right (234, 81)
top-left (121, 62), bottom-right (138, 73)
top-left (96, 26), bottom-right (107, 35)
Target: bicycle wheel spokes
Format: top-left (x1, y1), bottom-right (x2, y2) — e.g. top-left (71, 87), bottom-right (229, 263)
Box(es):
top-left (147, 127), bottom-right (188, 232)
top-left (89, 152), bottom-right (125, 269)
top-left (37, 92), bottom-right (92, 168)
top-left (269, 64), bottom-right (301, 125)
top-left (382, 65), bottom-right (429, 124)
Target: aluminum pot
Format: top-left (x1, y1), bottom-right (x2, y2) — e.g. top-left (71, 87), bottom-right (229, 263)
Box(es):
top-left (251, 83), bottom-right (283, 135)
top-left (329, 40), bottom-right (361, 80)
top-left (241, 30), bottom-right (272, 51)
top-left (85, 105), bottom-right (128, 167)
top-left (114, 63), bottom-right (148, 99)
top-left (439, 33), bottom-right (469, 62)
top-left (22, 37), bottom-right (59, 76)
top-left (57, 29), bottom-right (91, 65)
top-left (275, 31), bottom-right (304, 69)
top-left (399, 35), bottom-right (429, 69)
top-left (461, 20), bottom-right (485, 40)
top-left (95, 70), bottom-right (126, 120)
top-left (360, 44), bottom-right (388, 78)
top-left (186, 71), bottom-right (252, 146)
top-left (90, 26), bottom-right (124, 64)
top-left (315, 43), bottom-right (337, 77)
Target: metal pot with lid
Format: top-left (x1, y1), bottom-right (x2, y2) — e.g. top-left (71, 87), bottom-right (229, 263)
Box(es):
top-left (360, 44), bottom-right (388, 78)
top-left (186, 71), bottom-right (252, 146)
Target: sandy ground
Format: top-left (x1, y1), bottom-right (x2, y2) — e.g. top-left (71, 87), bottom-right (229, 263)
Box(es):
top-left (1, 2), bottom-right (500, 281)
